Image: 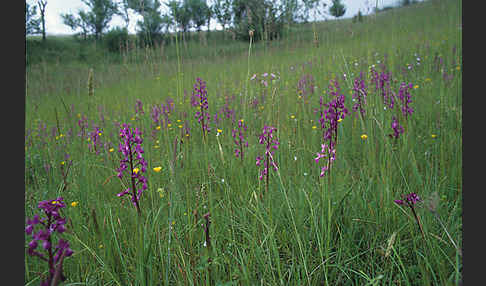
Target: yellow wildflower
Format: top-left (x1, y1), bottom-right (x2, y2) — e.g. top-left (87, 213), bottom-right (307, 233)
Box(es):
top-left (153, 166), bottom-right (162, 173)
top-left (133, 168), bottom-right (140, 174)
top-left (361, 134), bottom-right (368, 140)
top-left (109, 148), bottom-right (115, 153)
top-left (71, 201), bottom-right (79, 207)
top-left (156, 126), bottom-right (161, 130)
top-left (431, 134), bottom-right (437, 139)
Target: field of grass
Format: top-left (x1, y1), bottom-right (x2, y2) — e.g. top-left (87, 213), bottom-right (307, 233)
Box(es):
top-left (25, 0), bottom-right (462, 285)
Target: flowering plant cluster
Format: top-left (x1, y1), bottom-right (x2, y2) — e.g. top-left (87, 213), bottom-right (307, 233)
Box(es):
top-left (394, 192), bottom-right (421, 206)
top-left (389, 116), bottom-right (404, 140)
top-left (191, 77), bottom-right (211, 138)
top-left (397, 82), bottom-right (414, 119)
top-left (116, 123), bottom-right (147, 215)
top-left (87, 125), bottom-right (103, 154)
top-left (371, 67), bottom-right (394, 109)
top-left (297, 73), bottom-right (315, 99)
top-left (232, 119), bottom-right (249, 161)
top-left (134, 99), bottom-right (144, 117)
top-left (256, 125), bottom-right (279, 193)
top-left (26, 197), bottom-right (73, 286)
top-left (316, 79), bottom-right (348, 177)
top-left (351, 72), bottom-right (367, 118)
top-left (394, 192), bottom-right (425, 238)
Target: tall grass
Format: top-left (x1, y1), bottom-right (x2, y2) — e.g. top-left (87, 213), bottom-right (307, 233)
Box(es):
top-left (25, 0), bottom-right (461, 284)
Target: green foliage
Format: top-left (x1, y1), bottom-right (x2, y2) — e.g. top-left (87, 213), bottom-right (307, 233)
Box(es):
top-left (136, 0), bottom-right (170, 46)
top-left (104, 27), bottom-right (129, 52)
top-left (232, 0), bottom-right (284, 41)
top-left (61, 0), bottom-right (118, 40)
top-left (329, 0), bottom-right (346, 19)
top-left (26, 2), bottom-right (41, 35)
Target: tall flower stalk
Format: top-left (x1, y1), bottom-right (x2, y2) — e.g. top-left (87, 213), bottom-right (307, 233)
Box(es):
top-left (26, 197), bottom-right (73, 286)
top-left (316, 79), bottom-right (348, 177)
top-left (351, 72), bottom-right (367, 119)
top-left (191, 77), bottom-right (211, 139)
top-left (394, 193), bottom-right (425, 239)
top-left (232, 119), bottom-right (248, 162)
top-left (116, 123), bottom-right (148, 216)
top-left (256, 125), bottom-right (279, 195)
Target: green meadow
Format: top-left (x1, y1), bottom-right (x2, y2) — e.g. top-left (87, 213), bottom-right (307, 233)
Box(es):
top-left (25, 0), bottom-right (462, 285)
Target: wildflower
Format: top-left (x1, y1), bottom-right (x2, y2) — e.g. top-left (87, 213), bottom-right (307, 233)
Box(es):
top-left (361, 134), bottom-right (368, 140)
top-left (389, 116), bottom-right (404, 140)
top-left (70, 201), bottom-right (79, 207)
top-left (87, 126), bottom-right (103, 155)
top-left (156, 126), bottom-right (161, 130)
top-left (352, 72), bottom-right (367, 118)
top-left (394, 192), bottom-right (425, 239)
top-left (312, 126), bottom-right (317, 130)
top-left (431, 134), bottom-right (437, 139)
top-left (316, 79), bottom-right (348, 177)
top-left (109, 148), bottom-right (115, 153)
top-left (232, 119), bottom-right (249, 161)
top-left (191, 77), bottom-right (211, 138)
top-left (256, 125), bottom-right (279, 194)
top-left (397, 82), bottom-right (414, 119)
top-left (153, 166), bottom-right (162, 172)
top-left (413, 85), bottom-right (419, 89)
top-left (290, 115), bottom-right (295, 119)
top-left (134, 99), bottom-right (144, 116)
top-left (394, 193), bottom-right (421, 205)
top-left (26, 197), bottom-right (73, 286)
top-left (217, 128), bottom-right (222, 134)
top-left (116, 123), bottom-right (147, 215)
top-left (297, 74), bottom-right (316, 99)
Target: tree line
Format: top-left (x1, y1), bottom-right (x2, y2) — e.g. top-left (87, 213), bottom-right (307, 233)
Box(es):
top-left (26, 0), bottom-right (348, 45)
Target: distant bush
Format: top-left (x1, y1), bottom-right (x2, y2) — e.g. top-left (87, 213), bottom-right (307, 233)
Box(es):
top-left (104, 27), bottom-right (129, 53)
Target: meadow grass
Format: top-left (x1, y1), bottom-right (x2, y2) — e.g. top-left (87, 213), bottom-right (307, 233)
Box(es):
top-left (25, 0), bottom-right (461, 285)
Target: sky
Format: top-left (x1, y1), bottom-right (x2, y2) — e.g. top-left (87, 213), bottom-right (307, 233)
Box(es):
top-left (28, 0), bottom-right (402, 36)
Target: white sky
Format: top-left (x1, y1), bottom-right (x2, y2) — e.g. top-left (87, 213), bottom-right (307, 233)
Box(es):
top-left (28, 0), bottom-right (402, 36)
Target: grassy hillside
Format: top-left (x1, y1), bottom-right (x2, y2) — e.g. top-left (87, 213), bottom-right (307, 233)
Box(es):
top-left (25, 0), bottom-right (462, 285)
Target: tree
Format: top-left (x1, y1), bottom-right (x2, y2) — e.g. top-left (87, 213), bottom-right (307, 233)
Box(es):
top-left (300, 0), bottom-right (319, 23)
top-left (187, 0), bottom-right (209, 32)
top-left (232, 0), bottom-right (283, 41)
top-left (329, 0), bottom-right (346, 19)
top-left (37, 1), bottom-right (47, 41)
top-left (212, 0), bottom-right (233, 36)
top-left (26, 2), bottom-right (41, 36)
top-left (118, 0), bottom-right (131, 29)
top-left (135, 0), bottom-right (170, 46)
top-left (166, 0), bottom-right (191, 34)
top-left (61, 0), bottom-right (118, 40)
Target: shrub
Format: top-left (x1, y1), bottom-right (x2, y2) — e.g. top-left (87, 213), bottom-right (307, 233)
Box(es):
top-left (104, 27), bottom-right (129, 53)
